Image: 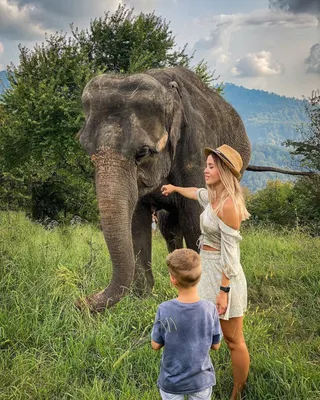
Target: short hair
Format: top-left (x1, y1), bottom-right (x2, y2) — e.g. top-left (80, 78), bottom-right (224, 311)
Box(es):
top-left (166, 249), bottom-right (201, 288)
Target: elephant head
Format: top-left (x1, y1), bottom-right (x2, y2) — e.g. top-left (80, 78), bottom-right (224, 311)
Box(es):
top-left (77, 72), bottom-right (185, 310)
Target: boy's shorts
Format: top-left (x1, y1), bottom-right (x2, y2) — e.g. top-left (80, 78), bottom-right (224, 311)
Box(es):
top-left (159, 387), bottom-right (212, 400)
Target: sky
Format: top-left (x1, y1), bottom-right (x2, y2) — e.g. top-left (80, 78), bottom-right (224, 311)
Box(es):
top-left (0, 0), bottom-right (319, 98)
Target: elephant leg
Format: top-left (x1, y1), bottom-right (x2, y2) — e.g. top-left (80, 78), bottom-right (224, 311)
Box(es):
top-left (158, 210), bottom-right (183, 253)
top-left (179, 201), bottom-right (201, 252)
top-left (132, 201), bottom-right (154, 296)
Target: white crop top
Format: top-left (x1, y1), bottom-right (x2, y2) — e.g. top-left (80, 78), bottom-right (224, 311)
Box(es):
top-left (197, 188), bottom-right (243, 279)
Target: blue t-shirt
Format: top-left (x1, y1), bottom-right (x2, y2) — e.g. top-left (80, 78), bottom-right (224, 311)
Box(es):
top-left (151, 299), bottom-right (221, 394)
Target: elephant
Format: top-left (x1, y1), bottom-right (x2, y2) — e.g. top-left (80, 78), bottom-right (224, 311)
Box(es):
top-left (77, 66), bottom-right (251, 312)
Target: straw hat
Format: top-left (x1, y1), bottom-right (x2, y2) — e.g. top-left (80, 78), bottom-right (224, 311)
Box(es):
top-left (204, 144), bottom-right (243, 179)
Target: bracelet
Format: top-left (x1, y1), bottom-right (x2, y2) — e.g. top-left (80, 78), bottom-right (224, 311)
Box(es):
top-left (220, 285), bottom-right (230, 293)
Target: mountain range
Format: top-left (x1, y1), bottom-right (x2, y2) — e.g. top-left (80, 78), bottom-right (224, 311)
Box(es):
top-left (0, 70), bottom-right (10, 92)
top-left (0, 71), bottom-right (307, 191)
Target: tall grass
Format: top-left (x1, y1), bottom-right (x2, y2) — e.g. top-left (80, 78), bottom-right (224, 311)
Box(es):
top-left (0, 212), bottom-right (319, 399)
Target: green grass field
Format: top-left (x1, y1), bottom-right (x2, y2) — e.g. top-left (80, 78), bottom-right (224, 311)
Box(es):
top-left (0, 212), bottom-right (319, 399)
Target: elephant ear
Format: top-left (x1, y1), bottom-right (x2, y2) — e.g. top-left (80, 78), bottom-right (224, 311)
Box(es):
top-left (167, 81), bottom-right (184, 159)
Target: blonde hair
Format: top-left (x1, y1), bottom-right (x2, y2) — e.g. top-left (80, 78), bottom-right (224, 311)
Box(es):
top-left (166, 249), bottom-right (201, 288)
top-left (207, 154), bottom-right (250, 221)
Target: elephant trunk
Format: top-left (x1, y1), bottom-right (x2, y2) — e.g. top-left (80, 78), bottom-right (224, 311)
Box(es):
top-left (88, 147), bottom-right (138, 311)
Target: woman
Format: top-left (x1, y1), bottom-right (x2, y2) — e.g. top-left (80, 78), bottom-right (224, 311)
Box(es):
top-left (161, 144), bottom-right (250, 400)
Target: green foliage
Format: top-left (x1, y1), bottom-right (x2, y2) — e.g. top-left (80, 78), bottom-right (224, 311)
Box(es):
top-left (193, 59), bottom-right (223, 92)
top-left (0, 213), bottom-right (319, 399)
top-left (0, 33), bottom-right (97, 221)
top-left (290, 176), bottom-right (320, 234)
top-left (72, 5), bottom-right (191, 74)
top-left (247, 177), bottom-right (320, 235)
top-left (247, 180), bottom-right (296, 227)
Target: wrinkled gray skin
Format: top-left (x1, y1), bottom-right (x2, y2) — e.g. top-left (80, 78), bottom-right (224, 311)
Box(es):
top-left (78, 66), bottom-right (251, 312)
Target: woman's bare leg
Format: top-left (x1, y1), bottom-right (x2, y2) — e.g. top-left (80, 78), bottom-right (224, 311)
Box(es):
top-left (220, 317), bottom-right (250, 400)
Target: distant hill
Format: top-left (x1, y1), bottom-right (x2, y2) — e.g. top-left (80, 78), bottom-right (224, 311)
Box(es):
top-left (0, 70), bottom-right (10, 93)
top-left (223, 83), bottom-right (307, 145)
top-left (223, 83), bottom-right (307, 191)
top-left (0, 70), bottom-right (307, 191)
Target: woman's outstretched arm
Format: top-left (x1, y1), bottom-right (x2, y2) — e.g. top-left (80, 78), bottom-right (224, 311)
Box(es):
top-left (161, 184), bottom-right (198, 200)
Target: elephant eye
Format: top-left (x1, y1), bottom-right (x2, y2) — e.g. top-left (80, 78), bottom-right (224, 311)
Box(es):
top-left (135, 146), bottom-right (151, 165)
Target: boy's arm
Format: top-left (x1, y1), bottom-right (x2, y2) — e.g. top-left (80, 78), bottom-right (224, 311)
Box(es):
top-left (211, 305), bottom-right (223, 351)
top-left (151, 340), bottom-right (164, 351)
top-left (151, 307), bottom-right (164, 351)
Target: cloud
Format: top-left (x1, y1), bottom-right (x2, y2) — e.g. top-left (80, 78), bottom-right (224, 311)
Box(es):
top-left (0, 42), bottom-right (4, 53)
top-left (1, 1), bottom-right (121, 33)
top-left (231, 51), bottom-right (283, 77)
top-left (218, 52), bottom-right (231, 64)
top-left (194, 9), bottom-right (317, 53)
top-left (2, 1), bottom-right (161, 35)
top-left (11, 0), bottom-right (164, 22)
top-left (11, 0), bottom-right (121, 18)
top-left (269, 0), bottom-right (320, 15)
top-left (269, 1), bottom-right (320, 75)
top-left (305, 43), bottom-right (320, 74)
top-left (0, 0), bottom-right (50, 40)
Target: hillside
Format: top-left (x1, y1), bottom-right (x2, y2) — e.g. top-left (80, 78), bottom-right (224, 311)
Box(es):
top-left (223, 83), bottom-right (307, 145)
top-left (0, 70), bottom-right (307, 191)
top-left (223, 83), bottom-right (307, 191)
top-left (0, 70), bottom-right (10, 93)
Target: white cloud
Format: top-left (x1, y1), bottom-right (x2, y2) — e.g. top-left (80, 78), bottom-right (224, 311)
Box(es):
top-left (194, 8), bottom-right (317, 54)
top-left (0, 42), bottom-right (4, 53)
top-left (218, 52), bottom-right (231, 64)
top-left (269, 0), bottom-right (320, 15)
top-left (0, 0), bottom-right (50, 40)
top-left (10, 0), bottom-right (121, 18)
top-left (305, 43), bottom-right (320, 74)
top-left (231, 51), bottom-right (283, 77)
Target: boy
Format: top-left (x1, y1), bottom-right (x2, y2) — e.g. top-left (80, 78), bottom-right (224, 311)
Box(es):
top-left (151, 249), bottom-right (222, 400)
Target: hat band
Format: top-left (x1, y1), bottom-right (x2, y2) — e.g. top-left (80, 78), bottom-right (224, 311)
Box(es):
top-left (214, 149), bottom-right (236, 168)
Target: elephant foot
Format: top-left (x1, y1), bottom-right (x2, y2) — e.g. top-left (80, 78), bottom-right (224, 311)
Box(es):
top-left (75, 286), bottom-right (127, 313)
top-left (132, 275), bottom-right (154, 298)
top-left (132, 283), bottom-right (153, 298)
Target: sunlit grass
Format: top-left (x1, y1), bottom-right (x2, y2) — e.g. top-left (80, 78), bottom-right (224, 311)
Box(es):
top-left (0, 212), bottom-right (319, 399)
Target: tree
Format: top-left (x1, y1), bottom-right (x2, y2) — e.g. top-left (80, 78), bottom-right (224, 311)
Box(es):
top-left (193, 59), bottom-right (223, 92)
top-left (247, 180), bottom-right (296, 227)
top-left (0, 34), bottom-right (96, 220)
top-left (285, 90), bottom-right (320, 172)
top-left (72, 6), bottom-right (191, 74)
top-left (284, 90), bottom-right (320, 235)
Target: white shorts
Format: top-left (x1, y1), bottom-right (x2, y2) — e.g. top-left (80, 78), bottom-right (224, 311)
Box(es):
top-left (199, 250), bottom-right (247, 320)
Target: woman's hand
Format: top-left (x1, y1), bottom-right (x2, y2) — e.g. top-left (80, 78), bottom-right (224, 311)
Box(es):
top-left (161, 184), bottom-right (176, 196)
top-left (216, 291), bottom-right (228, 315)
